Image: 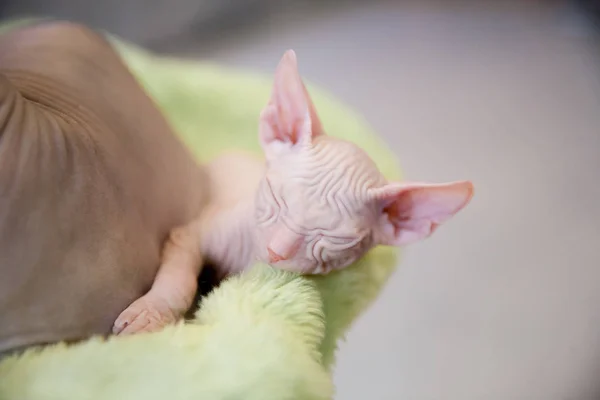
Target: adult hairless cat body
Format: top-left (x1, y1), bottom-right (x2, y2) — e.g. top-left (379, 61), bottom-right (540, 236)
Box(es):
top-left (113, 50), bottom-right (474, 335)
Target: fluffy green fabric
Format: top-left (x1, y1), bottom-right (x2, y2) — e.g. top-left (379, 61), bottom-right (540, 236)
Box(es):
top-left (0, 26), bottom-right (402, 400)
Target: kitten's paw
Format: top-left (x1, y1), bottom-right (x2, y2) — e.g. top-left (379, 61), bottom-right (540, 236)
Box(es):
top-left (113, 293), bottom-right (179, 335)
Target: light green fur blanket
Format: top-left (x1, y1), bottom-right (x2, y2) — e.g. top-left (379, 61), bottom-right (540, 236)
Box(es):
top-left (0, 22), bottom-right (401, 400)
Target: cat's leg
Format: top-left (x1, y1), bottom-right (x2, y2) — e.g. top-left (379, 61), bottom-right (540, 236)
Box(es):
top-left (113, 151), bottom-right (264, 335)
top-left (112, 219), bottom-right (203, 335)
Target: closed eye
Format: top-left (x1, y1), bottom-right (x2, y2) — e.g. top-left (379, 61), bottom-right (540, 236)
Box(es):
top-left (256, 178), bottom-right (280, 225)
top-left (324, 235), bottom-right (364, 250)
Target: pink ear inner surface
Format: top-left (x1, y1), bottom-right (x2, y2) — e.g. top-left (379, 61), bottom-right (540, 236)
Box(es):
top-left (373, 181), bottom-right (474, 246)
top-left (259, 49), bottom-right (323, 147)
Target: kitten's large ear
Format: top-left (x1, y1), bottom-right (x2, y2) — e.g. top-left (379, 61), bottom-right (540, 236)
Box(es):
top-left (259, 50), bottom-right (323, 150)
top-left (369, 181), bottom-right (474, 246)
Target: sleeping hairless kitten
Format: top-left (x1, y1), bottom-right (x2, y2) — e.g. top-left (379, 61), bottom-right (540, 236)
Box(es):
top-left (113, 50), bottom-right (474, 335)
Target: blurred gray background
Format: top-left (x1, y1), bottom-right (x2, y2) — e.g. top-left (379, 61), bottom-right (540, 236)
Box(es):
top-left (3, 1), bottom-right (599, 399)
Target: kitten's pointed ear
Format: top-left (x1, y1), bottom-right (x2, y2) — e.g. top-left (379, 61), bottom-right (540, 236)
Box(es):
top-left (259, 50), bottom-right (323, 150)
top-left (369, 181), bottom-right (474, 246)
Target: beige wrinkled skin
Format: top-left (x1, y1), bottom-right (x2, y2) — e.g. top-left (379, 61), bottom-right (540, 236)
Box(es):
top-left (114, 50), bottom-right (474, 335)
top-left (0, 21), bottom-right (208, 354)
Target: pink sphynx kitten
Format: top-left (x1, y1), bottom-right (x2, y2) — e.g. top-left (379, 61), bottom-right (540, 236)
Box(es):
top-left (113, 50), bottom-right (474, 335)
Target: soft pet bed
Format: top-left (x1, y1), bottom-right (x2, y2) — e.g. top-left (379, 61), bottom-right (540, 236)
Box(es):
top-left (0, 25), bottom-right (402, 400)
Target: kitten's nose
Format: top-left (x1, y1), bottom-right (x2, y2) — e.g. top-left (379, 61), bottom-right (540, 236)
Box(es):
top-left (267, 247), bottom-right (286, 263)
top-left (266, 225), bottom-right (302, 263)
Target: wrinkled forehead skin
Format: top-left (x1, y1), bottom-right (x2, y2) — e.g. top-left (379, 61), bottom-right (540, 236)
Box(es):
top-left (266, 135), bottom-right (385, 234)
top-left (266, 135), bottom-right (387, 222)
top-left (0, 21), bottom-right (207, 354)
